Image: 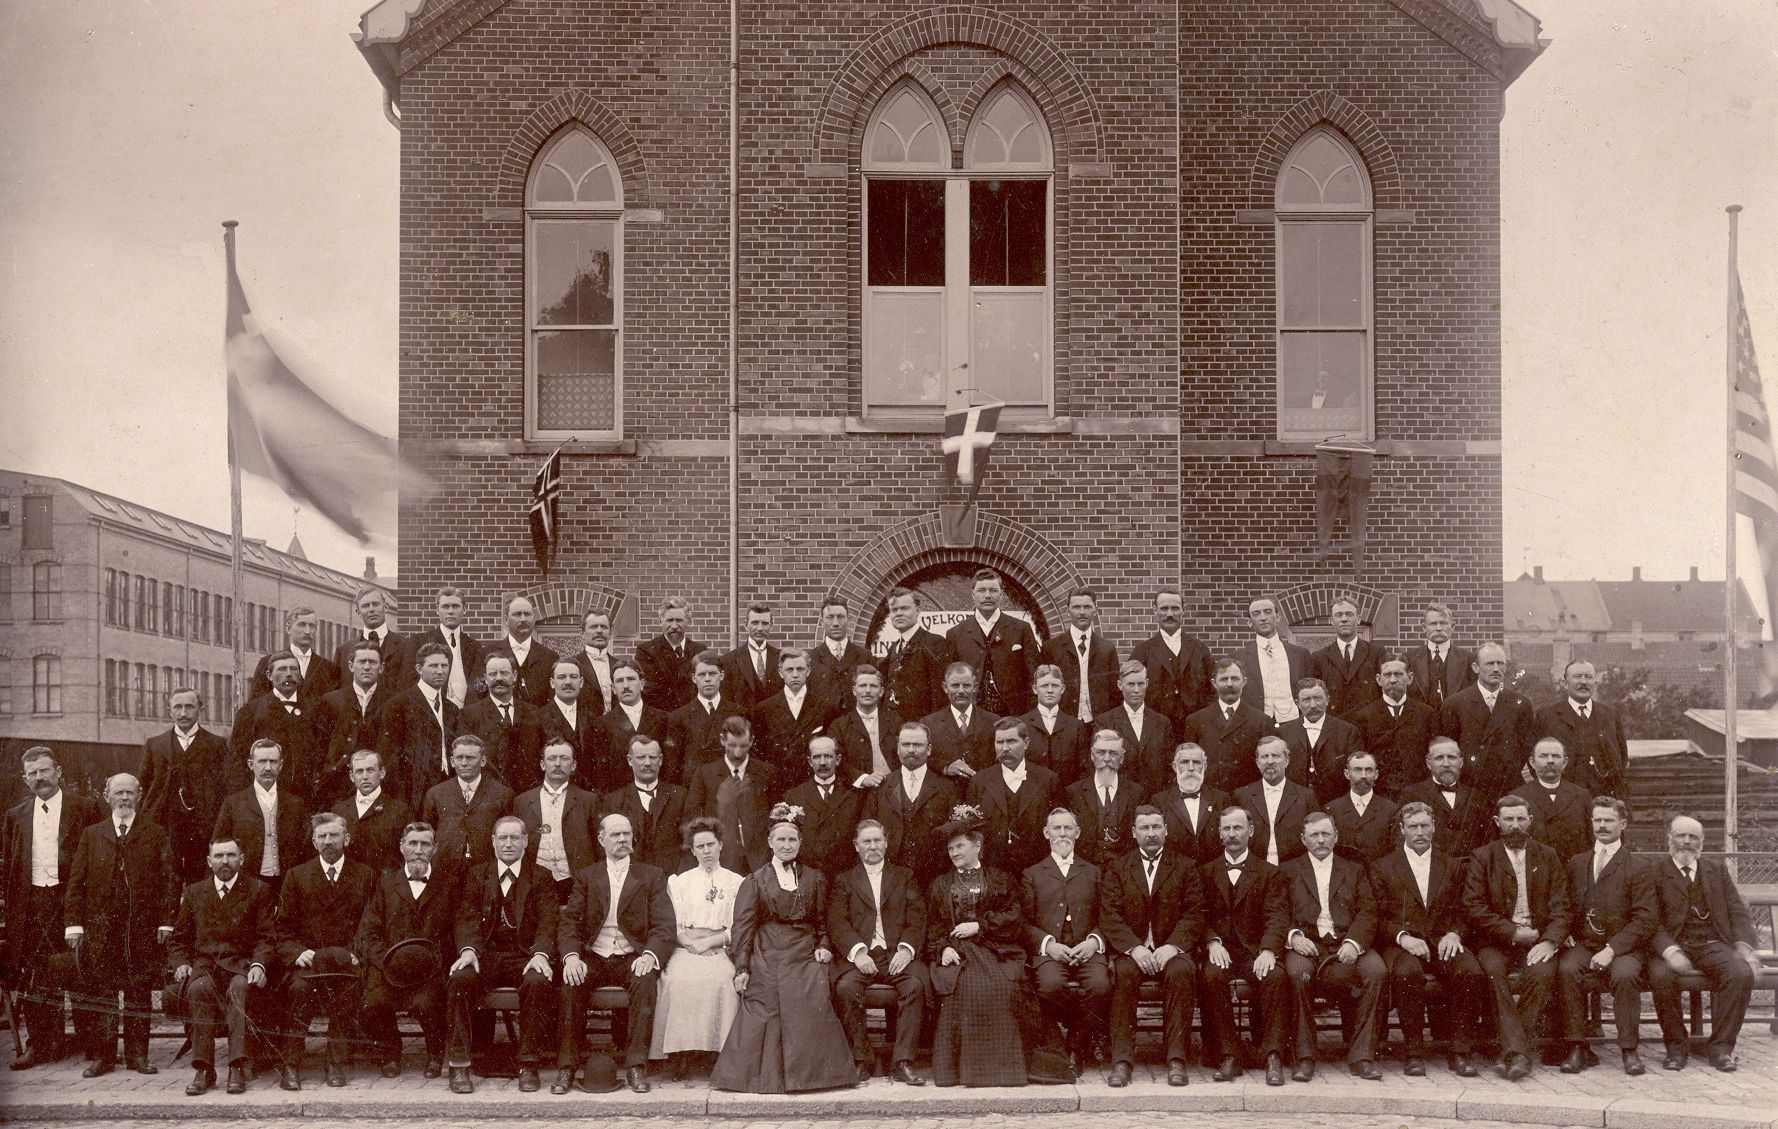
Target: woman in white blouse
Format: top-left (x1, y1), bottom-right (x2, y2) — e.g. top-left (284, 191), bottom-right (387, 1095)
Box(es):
top-left (650, 816), bottom-right (744, 1079)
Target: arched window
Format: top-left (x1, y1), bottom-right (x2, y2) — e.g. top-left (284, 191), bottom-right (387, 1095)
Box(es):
top-left (527, 125), bottom-right (624, 439)
top-left (32, 654), bottom-right (61, 714)
top-left (1275, 128), bottom-right (1373, 442)
top-left (863, 82), bottom-right (1053, 418)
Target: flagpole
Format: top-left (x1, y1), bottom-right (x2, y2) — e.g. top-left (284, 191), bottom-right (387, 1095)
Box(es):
top-left (224, 220), bottom-right (246, 719)
top-left (1724, 204), bottom-right (1743, 868)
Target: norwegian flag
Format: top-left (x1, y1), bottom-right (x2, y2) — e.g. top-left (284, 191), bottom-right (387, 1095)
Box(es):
top-left (942, 400), bottom-right (1003, 487)
top-left (529, 444), bottom-right (564, 574)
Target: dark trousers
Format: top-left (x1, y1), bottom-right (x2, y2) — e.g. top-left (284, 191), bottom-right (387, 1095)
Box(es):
top-left (1649, 941), bottom-right (1755, 1053)
top-left (13, 886), bottom-right (73, 1056)
top-left (558, 951), bottom-right (656, 1069)
top-left (186, 971), bottom-right (252, 1068)
top-left (1476, 944), bottom-right (1558, 1058)
top-left (446, 953), bottom-right (554, 1068)
top-left (361, 969), bottom-right (445, 1064)
top-left (1034, 953), bottom-right (1110, 1049)
top-left (285, 972), bottom-right (361, 1067)
top-left (832, 948), bottom-right (929, 1067)
top-left (1286, 945), bottom-right (1385, 1063)
top-left (1384, 944), bottom-right (1484, 1055)
top-left (1557, 947), bottom-right (1644, 1048)
top-left (1110, 951), bottom-right (1195, 1067)
top-left (84, 980), bottom-right (154, 1066)
top-left (1198, 945), bottom-right (1290, 1061)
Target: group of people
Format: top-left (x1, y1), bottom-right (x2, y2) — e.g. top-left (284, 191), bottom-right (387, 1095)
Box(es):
top-left (0, 571), bottom-right (1763, 1097)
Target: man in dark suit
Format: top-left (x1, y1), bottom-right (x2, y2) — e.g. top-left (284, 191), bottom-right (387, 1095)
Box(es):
top-left (414, 586), bottom-right (484, 710)
top-left (603, 735), bottom-right (689, 874)
top-left (64, 773), bottom-right (176, 1076)
top-left (1399, 737), bottom-right (1488, 861)
top-left (459, 653), bottom-right (545, 793)
top-left (1022, 808), bottom-right (1110, 1068)
top-left (1522, 737), bottom-right (1591, 861)
top-left (945, 568), bottom-right (1040, 717)
top-left (213, 739), bottom-right (311, 901)
top-left (1128, 587), bottom-right (1215, 735)
top-left (1041, 585), bottom-right (1120, 724)
top-left (141, 687), bottom-right (230, 886)
top-left (1556, 796), bottom-right (1656, 1075)
top-left (227, 652), bottom-right (318, 795)
top-left (720, 601), bottom-right (782, 713)
top-left (636, 596), bottom-right (704, 713)
top-left (877, 586), bottom-right (951, 721)
top-left (275, 813), bottom-right (377, 1089)
top-left (168, 836), bottom-right (275, 1096)
top-left (1101, 805), bottom-right (1204, 1087)
top-left (1348, 656), bottom-right (1437, 794)
top-left (1462, 793), bottom-right (1570, 1081)
top-left (355, 820), bottom-right (460, 1078)
top-left (1093, 659), bottom-right (1175, 797)
top-left (663, 649), bottom-right (732, 784)
top-left (377, 642), bottom-right (461, 802)
top-left (751, 648), bottom-right (841, 771)
top-left (1179, 659), bottom-right (1272, 794)
top-left (685, 717), bottom-right (780, 874)
top-left (1646, 815), bottom-right (1762, 1072)
top-left (1404, 603), bottom-right (1475, 708)
top-left (418, 735), bottom-right (515, 867)
top-left (1438, 642), bottom-right (1538, 807)
top-left (921, 662), bottom-right (1000, 782)
top-left (310, 642), bottom-right (395, 806)
top-left (810, 596), bottom-right (872, 711)
top-left (1230, 597), bottom-right (1311, 726)
top-left (1536, 659), bottom-right (1628, 800)
top-left (784, 736), bottom-right (867, 879)
top-left (1234, 736), bottom-right (1315, 867)
top-left (1197, 805), bottom-right (1291, 1085)
top-left (1324, 752), bottom-right (1398, 863)
top-left (333, 750), bottom-right (410, 874)
top-left (537, 659), bottom-right (601, 793)
top-left (514, 736), bottom-right (600, 902)
top-left (966, 718), bottom-right (1060, 875)
top-left (568, 608), bottom-right (619, 716)
top-left (595, 662), bottom-right (670, 793)
top-left (330, 586), bottom-right (407, 692)
top-left (1021, 665), bottom-right (1090, 787)
top-left (1369, 801), bottom-right (1485, 1076)
top-left (1280, 812), bottom-right (1386, 1081)
top-left (555, 813), bottom-right (675, 1094)
top-left (251, 605), bottom-right (340, 700)
top-left (445, 816), bottom-right (558, 1093)
top-left (829, 818), bottom-right (929, 1084)
top-left (1274, 678), bottom-right (1359, 805)
top-left (1149, 741), bottom-right (1230, 865)
top-left (1066, 730), bottom-right (1143, 866)
top-left (830, 664), bottom-right (901, 791)
top-left (864, 720), bottom-right (960, 886)
top-left (1308, 598), bottom-right (1382, 719)
top-left (485, 595), bottom-right (560, 709)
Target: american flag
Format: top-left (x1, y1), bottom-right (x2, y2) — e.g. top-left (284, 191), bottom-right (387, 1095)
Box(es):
top-left (529, 444), bottom-right (564, 574)
top-left (1732, 260), bottom-right (1778, 641)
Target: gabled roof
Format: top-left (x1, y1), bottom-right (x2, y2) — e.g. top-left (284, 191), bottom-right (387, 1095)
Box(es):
top-left (1595, 577), bottom-right (1760, 635)
top-left (1504, 576), bottom-right (1611, 633)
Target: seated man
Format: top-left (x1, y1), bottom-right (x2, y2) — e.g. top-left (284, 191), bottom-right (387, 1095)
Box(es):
top-left (167, 836), bottom-right (275, 1096)
top-left (1101, 805), bottom-right (1204, 1087)
top-left (1197, 806), bottom-right (1291, 1086)
top-left (1021, 807), bottom-right (1110, 1070)
top-left (445, 816), bottom-right (558, 1093)
top-left (275, 813), bottom-right (377, 1090)
top-left (1646, 814), bottom-right (1762, 1072)
top-left (355, 820), bottom-right (462, 1079)
top-left (1279, 811), bottom-right (1385, 1081)
top-left (1462, 793), bottom-right (1569, 1082)
top-left (827, 818), bottom-right (929, 1084)
top-left (1556, 795), bottom-right (1655, 1075)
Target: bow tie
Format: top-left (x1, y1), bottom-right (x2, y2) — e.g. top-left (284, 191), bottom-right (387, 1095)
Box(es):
top-left (1224, 859), bottom-right (1246, 871)
top-left (408, 872), bottom-right (428, 883)
top-left (956, 867), bottom-right (983, 881)
top-left (1178, 791), bottom-right (1201, 800)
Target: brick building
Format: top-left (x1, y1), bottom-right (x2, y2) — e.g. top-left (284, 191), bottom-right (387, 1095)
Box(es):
top-left (354, 0), bottom-right (1543, 658)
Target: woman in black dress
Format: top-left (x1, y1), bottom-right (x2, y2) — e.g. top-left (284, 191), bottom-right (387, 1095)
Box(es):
top-left (927, 804), bottom-right (1073, 1087)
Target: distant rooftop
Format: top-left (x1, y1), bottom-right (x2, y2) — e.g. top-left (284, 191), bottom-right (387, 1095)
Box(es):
top-left (1507, 566), bottom-right (1759, 635)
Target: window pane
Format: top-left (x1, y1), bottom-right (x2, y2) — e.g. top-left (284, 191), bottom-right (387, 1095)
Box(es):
top-left (534, 221), bottom-right (615, 326)
top-left (964, 89), bottom-right (1050, 168)
top-left (1279, 132), bottom-right (1365, 207)
top-left (536, 329), bottom-right (617, 431)
top-left (1279, 222), bottom-right (1362, 328)
top-left (969, 180), bottom-right (1046, 287)
top-left (870, 87), bottom-right (947, 167)
top-left (22, 495), bottom-right (51, 550)
top-left (864, 290), bottom-right (946, 407)
top-left (867, 180), bottom-right (945, 287)
top-left (970, 290), bottom-right (1048, 405)
top-left (1278, 331), bottom-right (1365, 438)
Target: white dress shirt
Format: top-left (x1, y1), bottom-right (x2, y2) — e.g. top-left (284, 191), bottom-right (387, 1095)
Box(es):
top-left (1405, 846), bottom-right (1433, 906)
top-left (584, 647), bottom-right (613, 710)
top-left (1260, 778), bottom-right (1286, 864)
top-left (507, 635), bottom-right (532, 667)
top-left (355, 787), bottom-right (383, 818)
top-left (783, 685), bottom-right (807, 719)
top-left (536, 783), bottom-right (571, 881)
top-left (1254, 635), bottom-right (1297, 722)
top-left (1159, 629), bottom-right (1182, 657)
top-left (1001, 760), bottom-right (1027, 792)
top-left (900, 764), bottom-right (928, 802)
top-left (591, 856), bottom-right (634, 957)
top-left (30, 792), bottom-right (62, 886)
top-left (253, 782), bottom-right (280, 876)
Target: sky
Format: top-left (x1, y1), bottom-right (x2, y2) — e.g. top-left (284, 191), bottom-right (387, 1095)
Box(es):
top-left (1, 0), bottom-right (1774, 591)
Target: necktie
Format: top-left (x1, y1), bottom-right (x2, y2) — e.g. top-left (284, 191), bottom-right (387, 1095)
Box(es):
top-left (326, 864), bottom-right (338, 884)
top-left (433, 696), bottom-right (448, 771)
top-left (219, 882), bottom-right (231, 900)
top-left (638, 786), bottom-right (654, 811)
top-left (283, 701), bottom-right (299, 715)
top-left (500, 869), bottom-right (515, 895)
top-left (1143, 855), bottom-right (1158, 885)
top-left (499, 703), bottom-right (512, 726)
top-left (752, 648), bottom-right (765, 679)
top-left (41, 801), bottom-right (49, 815)
top-left (819, 785), bottom-right (831, 801)
top-left (1389, 704), bottom-right (1400, 719)
top-left (446, 632), bottom-right (468, 705)
top-left (1594, 849), bottom-right (1608, 881)
top-left (1077, 635), bottom-right (1088, 657)
top-left (1579, 704), bottom-right (1591, 719)
top-left (1263, 639), bottom-right (1274, 658)
top-left (1101, 785), bottom-right (1111, 807)
top-left (409, 870), bottom-right (428, 884)
top-left (1684, 864), bottom-right (1694, 884)
top-left (886, 638), bottom-right (902, 669)
top-left (366, 631), bottom-right (376, 644)
top-left (117, 821), bottom-right (130, 840)
top-left (1343, 643), bottom-right (1353, 664)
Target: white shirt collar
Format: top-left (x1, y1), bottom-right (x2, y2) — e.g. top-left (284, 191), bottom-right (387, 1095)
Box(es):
top-left (784, 685), bottom-right (807, 708)
top-left (621, 699), bottom-right (644, 722)
top-left (556, 698), bottom-right (578, 719)
top-left (975, 610), bottom-right (1001, 634)
top-left (542, 781), bottom-right (569, 800)
top-left (1070, 626), bottom-right (1091, 646)
top-left (1309, 851), bottom-right (1334, 874)
top-left (952, 705), bottom-right (972, 728)
top-left (253, 781), bottom-right (278, 804)
top-left (1124, 701), bottom-right (1145, 720)
top-left (1037, 703), bottom-right (1059, 720)
top-left (215, 876), bottom-right (235, 896)
top-left (1303, 715), bottom-right (1324, 730)
top-left (1224, 851), bottom-right (1250, 866)
top-left (863, 860), bottom-right (885, 878)
top-left (1349, 790), bottom-right (1371, 812)
top-left (1159, 628), bottom-right (1182, 653)
top-left (273, 689), bottom-right (300, 704)
top-left (356, 787), bottom-right (382, 811)
top-left (1569, 698), bottom-right (1592, 715)
top-left (607, 854), bottom-right (630, 876)
top-left (418, 683), bottom-right (441, 708)
top-left (901, 764), bottom-right (927, 789)
top-left (174, 725), bottom-right (198, 742)
top-left (507, 635), bottom-right (531, 656)
top-left (585, 646), bottom-right (608, 661)
top-left (1002, 761), bottom-right (1027, 787)
top-left (1596, 839), bottom-right (1622, 865)
top-left (1382, 692), bottom-right (1407, 708)
top-left (1262, 777), bottom-right (1285, 795)
top-left (1051, 851), bottom-right (1074, 871)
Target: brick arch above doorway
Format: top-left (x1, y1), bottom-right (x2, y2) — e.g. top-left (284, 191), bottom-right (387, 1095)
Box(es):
top-left (1273, 579), bottom-right (1390, 629)
top-left (509, 580), bottom-right (628, 627)
top-left (827, 510), bottom-right (1083, 643)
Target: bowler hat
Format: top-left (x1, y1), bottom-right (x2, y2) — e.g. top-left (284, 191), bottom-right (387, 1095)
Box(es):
top-left (381, 938), bottom-right (441, 989)
top-left (577, 1053), bottom-right (624, 1093)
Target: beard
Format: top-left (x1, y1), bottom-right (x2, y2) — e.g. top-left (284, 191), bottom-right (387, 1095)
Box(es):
top-left (1499, 829), bottom-right (1530, 849)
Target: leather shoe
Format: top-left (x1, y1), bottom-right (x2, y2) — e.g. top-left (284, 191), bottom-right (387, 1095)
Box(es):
top-left (1449, 1053), bottom-right (1478, 1078)
top-left (127, 1057), bottom-right (158, 1075)
top-left (1404, 1056), bottom-right (1425, 1077)
top-left (551, 1067), bottom-right (575, 1095)
top-left (424, 1056), bottom-right (444, 1079)
top-left (517, 1066), bottom-right (541, 1092)
top-left (854, 1064), bottom-right (872, 1087)
top-left (380, 1061), bottom-right (401, 1079)
top-left (449, 1065), bottom-right (474, 1094)
top-left (1708, 1049), bottom-right (1737, 1073)
top-left (326, 1064), bottom-right (347, 1088)
top-left (1265, 1053), bottom-right (1286, 1086)
top-left (1350, 1060), bottom-right (1382, 1081)
top-left (1560, 1045), bottom-right (1587, 1074)
top-left (628, 1065), bottom-right (651, 1093)
top-left (1212, 1055), bottom-right (1241, 1082)
top-left (1503, 1052), bottom-right (1532, 1082)
top-left (1292, 1057), bottom-right (1315, 1083)
top-left (1167, 1058), bottom-right (1189, 1086)
top-left (1106, 1060), bottom-right (1132, 1088)
top-left (186, 1064), bottom-right (216, 1096)
top-left (1622, 1049), bottom-right (1646, 1076)
top-left (279, 1064), bottom-right (301, 1091)
top-left (82, 1059), bottom-right (116, 1078)
top-left (1662, 1046), bottom-right (1689, 1071)
top-left (1583, 1046), bottom-right (1601, 1068)
top-left (226, 1063), bottom-right (248, 1094)
top-left (891, 1060), bottom-right (926, 1086)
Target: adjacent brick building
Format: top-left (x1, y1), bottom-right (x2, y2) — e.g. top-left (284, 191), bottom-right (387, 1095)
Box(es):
top-left (354, 0), bottom-right (1544, 658)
